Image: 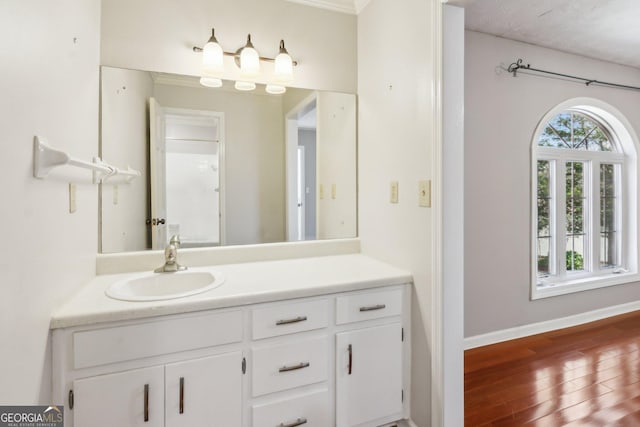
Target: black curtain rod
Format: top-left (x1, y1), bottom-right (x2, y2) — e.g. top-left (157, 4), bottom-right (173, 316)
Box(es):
top-left (507, 59), bottom-right (640, 91)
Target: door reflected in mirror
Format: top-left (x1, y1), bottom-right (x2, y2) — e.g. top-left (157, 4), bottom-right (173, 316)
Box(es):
top-left (150, 102), bottom-right (223, 249)
top-left (99, 66), bottom-right (356, 253)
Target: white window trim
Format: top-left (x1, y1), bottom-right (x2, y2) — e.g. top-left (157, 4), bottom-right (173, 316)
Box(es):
top-left (531, 98), bottom-right (640, 300)
top-left (536, 272), bottom-right (640, 299)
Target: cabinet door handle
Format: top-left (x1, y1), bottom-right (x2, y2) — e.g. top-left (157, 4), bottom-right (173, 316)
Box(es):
top-left (278, 417), bottom-right (308, 427)
top-left (359, 304), bottom-right (386, 312)
top-left (276, 316), bottom-right (308, 326)
top-left (179, 377), bottom-right (185, 414)
top-left (279, 362), bottom-right (310, 373)
top-left (144, 383), bottom-right (149, 422)
top-left (348, 344), bottom-right (353, 375)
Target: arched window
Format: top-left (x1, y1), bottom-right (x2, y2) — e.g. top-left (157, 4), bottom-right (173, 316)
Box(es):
top-left (532, 99), bottom-right (638, 299)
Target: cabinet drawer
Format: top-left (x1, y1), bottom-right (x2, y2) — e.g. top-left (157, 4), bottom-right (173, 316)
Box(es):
top-left (336, 288), bottom-right (403, 325)
top-left (73, 311), bottom-right (243, 369)
top-left (252, 299), bottom-right (328, 340)
top-left (252, 336), bottom-right (328, 397)
top-left (252, 389), bottom-right (330, 427)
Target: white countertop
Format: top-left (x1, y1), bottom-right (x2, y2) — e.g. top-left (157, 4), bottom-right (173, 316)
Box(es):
top-left (51, 254), bottom-right (412, 329)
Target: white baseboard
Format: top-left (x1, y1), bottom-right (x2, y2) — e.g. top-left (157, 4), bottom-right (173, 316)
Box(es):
top-left (464, 300), bottom-right (640, 350)
top-left (381, 420), bottom-right (417, 427)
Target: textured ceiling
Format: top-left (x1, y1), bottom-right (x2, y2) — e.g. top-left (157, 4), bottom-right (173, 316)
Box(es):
top-left (448, 0), bottom-right (640, 69)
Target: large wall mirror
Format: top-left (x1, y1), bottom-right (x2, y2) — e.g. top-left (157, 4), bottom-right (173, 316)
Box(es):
top-left (99, 66), bottom-right (357, 253)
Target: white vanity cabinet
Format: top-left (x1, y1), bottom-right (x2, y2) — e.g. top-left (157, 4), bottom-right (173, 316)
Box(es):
top-left (335, 288), bottom-right (407, 427)
top-left (52, 283), bottom-right (411, 427)
top-left (71, 352), bottom-right (242, 427)
top-left (53, 309), bottom-right (245, 427)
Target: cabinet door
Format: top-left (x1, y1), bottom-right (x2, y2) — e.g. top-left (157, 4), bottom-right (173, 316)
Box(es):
top-left (336, 322), bottom-right (403, 427)
top-left (165, 351), bottom-right (242, 427)
top-left (73, 366), bottom-right (164, 427)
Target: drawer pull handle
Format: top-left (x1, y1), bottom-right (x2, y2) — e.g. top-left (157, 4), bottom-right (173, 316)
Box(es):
top-left (279, 362), bottom-right (310, 373)
top-left (278, 417), bottom-right (308, 427)
top-left (348, 344), bottom-right (353, 375)
top-left (276, 316), bottom-right (308, 326)
top-left (144, 383), bottom-right (149, 422)
top-left (179, 377), bottom-right (185, 414)
top-left (359, 304), bottom-right (386, 312)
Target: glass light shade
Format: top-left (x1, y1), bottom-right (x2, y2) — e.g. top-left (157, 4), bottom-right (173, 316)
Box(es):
top-left (239, 46), bottom-right (260, 78)
top-left (200, 76), bottom-right (223, 88)
top-left (235, 81), bottom-right (256, 91)
top-left (202, 41), bottom-right (224, 76)
top-left (265, 84), bottom-right (286, 95)
top-left (274, 52), bottom-right (293, 83)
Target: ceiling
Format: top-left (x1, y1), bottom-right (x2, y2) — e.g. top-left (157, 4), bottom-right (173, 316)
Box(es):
top-left (448, 0), bottom-right (640, 69)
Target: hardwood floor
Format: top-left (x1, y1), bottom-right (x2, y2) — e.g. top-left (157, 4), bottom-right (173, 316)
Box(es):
top-left (465, 311), bottom-right (640, 426)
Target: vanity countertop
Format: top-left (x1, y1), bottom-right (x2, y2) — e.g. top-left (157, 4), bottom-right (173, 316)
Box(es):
top-left (50, 254), bottom-right (412, 329)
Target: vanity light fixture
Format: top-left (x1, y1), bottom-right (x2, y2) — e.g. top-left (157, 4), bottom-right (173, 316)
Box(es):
top-left (273, 40), bottom-right (293, 83)
top-left (265, 84), bottom-right (286, 95)
top-left (239, 34), bottom-right (260, 77)
top-left (193, 30), bottom-right (297, 94)
top-left (199, 28), bottom-right (224, 88)
top-left (235, 34), bottom-right (260, 91)
top-left (234, 80), bottom-right (257, 91)
top-left (266, 40), bottom-right (294, 94)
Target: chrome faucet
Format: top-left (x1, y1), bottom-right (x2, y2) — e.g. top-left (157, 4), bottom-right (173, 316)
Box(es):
top-left (154, 235), bottom-right (188, 273)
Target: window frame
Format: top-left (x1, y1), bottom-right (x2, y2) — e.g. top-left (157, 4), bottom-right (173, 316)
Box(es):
top-left (531, 99), bottom-right (640, 300)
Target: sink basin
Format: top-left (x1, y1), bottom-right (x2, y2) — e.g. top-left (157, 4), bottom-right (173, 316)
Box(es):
top-left (105, 270), bottom-right (225, 302)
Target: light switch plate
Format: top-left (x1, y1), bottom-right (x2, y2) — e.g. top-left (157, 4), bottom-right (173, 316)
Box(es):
top-left (331, 184), bottom-right (337, 199)
top-left (419, 180), bottom-right (431, 207)
top-left (69, 183), bottom-right (77, 213)
top-left (390, 181), bottom-right (399, 203)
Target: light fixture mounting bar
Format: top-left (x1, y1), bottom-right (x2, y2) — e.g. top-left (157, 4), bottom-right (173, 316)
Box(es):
top-left (192, 46), bottom-right (298, 66)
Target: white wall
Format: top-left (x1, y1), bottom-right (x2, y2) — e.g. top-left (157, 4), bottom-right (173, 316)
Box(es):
top-left (317, 92), bottom-right (357, 239)
top-left (283, 87), bottom-right (316, 116)
top-left (358, 1), bottom-right (438, 426)
top-left (101, 0), bottom-right (357, 93)
top-left (101, 67), bottom-right (153, 253)
top-left (465, 31), bottom-right (640, 337)
top-left (0, 0), bottom-right (100, 403)
top-left (154, 84), bottom-right (286, 245)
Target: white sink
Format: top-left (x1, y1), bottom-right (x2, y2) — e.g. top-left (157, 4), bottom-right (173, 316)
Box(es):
top-left (105, 270), bottom-right (225, 302)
